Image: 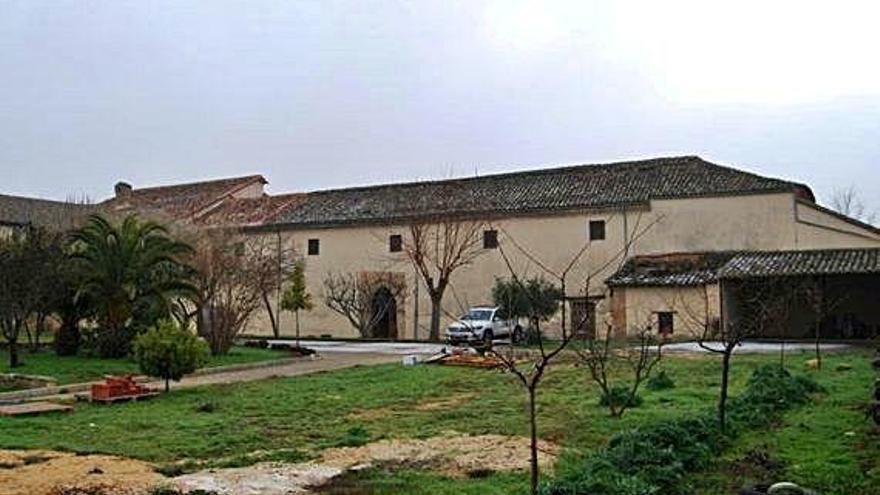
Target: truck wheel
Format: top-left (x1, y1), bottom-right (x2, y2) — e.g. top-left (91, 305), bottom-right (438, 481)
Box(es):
top-left (483, 329), bottom-right (494, 344)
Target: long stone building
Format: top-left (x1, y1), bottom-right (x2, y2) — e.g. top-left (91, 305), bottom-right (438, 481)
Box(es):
top-left (3, 156), bottom-right (879, 340)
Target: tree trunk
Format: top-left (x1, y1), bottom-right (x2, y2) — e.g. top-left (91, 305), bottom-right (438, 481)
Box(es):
top-left (718, 349), bottom-right (732, 432)
top-left (528, 385), bottom-right (539, 495)
top-left (165, 378), bottom-right (170, 393)
top-left (8, 338), bottom-right (19, 368)
top-left (779, 339), bottom-right (786, 368)
top-left (429, 295), bottom-right (443, 341)
top-left (814, 278), bottom-right (825, 370)
top-left (30, 315), bottom-right (46, 353)
top-left (295, 310), bottom-right (301, 347)
top-left (263, 292), bottom-right (279, 338)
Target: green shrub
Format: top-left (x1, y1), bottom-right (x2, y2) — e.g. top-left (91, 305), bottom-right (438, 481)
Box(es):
top-left (598, 385), bottom-right (643, 409)
top-left (543, 365), bottom-right (820, 495)
top-left (95, 326), bottom-right (138, 359)
top-left (336, 425), bottom-right (371, 447)
top-left (646, 370), bottom-right (676, 391)
top-left (133, 320), bottom-right (209, 392)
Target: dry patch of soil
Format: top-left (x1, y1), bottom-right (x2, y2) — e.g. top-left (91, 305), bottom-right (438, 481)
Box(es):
top-left (167, 463), bottom-right (343, 495)
top-left (168, 433), bottom-right (557, 494)
top-left (0, 449), bottom-right (160, 495)
top-left (346, 393), bottom-right (474, 421)
top-left (345, 406), bottom-right (397, 421)
top-left (412, 393), bottom-right (474, 412)
top-left (321, 433), bottom-right (558, 477)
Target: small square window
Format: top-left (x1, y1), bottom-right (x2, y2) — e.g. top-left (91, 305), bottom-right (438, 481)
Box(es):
top-left (589, 220), bottom-right (606, 241)
top-left (658, 312), bottom-right (674, 335)
top-left (483, 229), bottom-right (498, 249)
top-left (307, 238), bottom-right (320, 256)
top-left (389, 234), bottom-right (402, 253)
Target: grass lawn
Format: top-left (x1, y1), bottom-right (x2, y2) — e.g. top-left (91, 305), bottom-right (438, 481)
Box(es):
top-left (0, 348), bottom-right (875, 494)
top-left (0, 346), bottom-right (290, 385)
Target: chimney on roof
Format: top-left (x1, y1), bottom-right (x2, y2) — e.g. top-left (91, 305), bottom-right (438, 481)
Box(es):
top-left (114, 181), bottom-right (133, 198)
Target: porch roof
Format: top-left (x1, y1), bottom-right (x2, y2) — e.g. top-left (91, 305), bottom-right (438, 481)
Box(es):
top-left (608, 248), bottom-right (880, 287)
top-left (717, 248), bottom-right (880, 279)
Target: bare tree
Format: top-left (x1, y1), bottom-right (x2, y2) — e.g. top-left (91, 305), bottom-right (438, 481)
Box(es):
top-left (190, 230), bottom-right (282, 355)
top-left (577, 323), bottom-right (664, 418)
top-left (403, 218), bottom-right (487, 340)
top-left (485, 211), bottom-right (662, 495)
top-left (0, 228), bottom-right (45, 367)
top-left (830, 185), bottom-right (877, 225)
top-left (490, 241), bottom-right (583, 495)
top-left (800, 276), bottom-right (849, 370)
top-left (687, 278), bottom-right (790, 431)
top-left (323, 271), bottom-right (406, 338)
top-left (251, 234), bottom-right (297, 339)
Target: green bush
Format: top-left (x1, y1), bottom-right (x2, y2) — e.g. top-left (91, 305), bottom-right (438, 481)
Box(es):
top-left (133, 320), bottom-right (209, 392)
top-left (336, 425), bottom-right (371, 447)
top-left (646, 370), bottom-right (676, 391)
top-left (598, 385), bottom-right (643, 409)
top-left (543, 365), bottom-right (820, 495)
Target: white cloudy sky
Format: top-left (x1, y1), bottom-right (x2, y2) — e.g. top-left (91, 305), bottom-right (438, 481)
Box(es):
top-left (1, 0), bottom-right (878, 215)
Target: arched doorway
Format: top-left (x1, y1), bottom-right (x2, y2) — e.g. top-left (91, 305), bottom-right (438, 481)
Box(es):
top-left (370, 287), bottom-right (398, 340)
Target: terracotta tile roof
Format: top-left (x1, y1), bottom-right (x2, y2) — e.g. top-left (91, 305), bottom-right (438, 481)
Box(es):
top-left (266, 156), bottom-right (812, 228)
top-left (195, 193), bottom-right (307, 227)
top-left (102, 175), bottom-right (266, 221)
top-left (607, 252), bottom-right (739, 287)
top-left (718, 249), bottom-right (880, 279)
top-left (0, 194), bottom-right (94, 230)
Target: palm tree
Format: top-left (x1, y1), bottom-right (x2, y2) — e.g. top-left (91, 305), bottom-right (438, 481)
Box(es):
top-left (71, 215), bottom-right (195, 357)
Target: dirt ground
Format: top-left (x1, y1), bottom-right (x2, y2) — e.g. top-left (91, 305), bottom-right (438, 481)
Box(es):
top-left (170, 433), bottom-right (557, 494)
top-left (345, 393), bottom-right (475, 421)
top-left (0, 449), bottom-right (161, 495)
top-left (320, 433), bottom-right (558, 477)
top-left (2, 432), bottom-right (557, 495)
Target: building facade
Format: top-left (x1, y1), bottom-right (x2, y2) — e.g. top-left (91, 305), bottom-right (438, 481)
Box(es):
top-left (3, 155), bottom-right (879, 340)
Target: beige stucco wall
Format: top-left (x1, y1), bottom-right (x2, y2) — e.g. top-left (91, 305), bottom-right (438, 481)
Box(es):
top-left (636, 193), bottom-right (798, 254)
top-left (244, 191), bottom-right (880, 340)
top-left (615, 284), bottom-right (721, 339)
top-left (793, 201), bottom-right (880, 249)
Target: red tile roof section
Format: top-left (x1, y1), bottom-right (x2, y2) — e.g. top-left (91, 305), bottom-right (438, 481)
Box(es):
top-left (103, 175), bottom-right (267, 221)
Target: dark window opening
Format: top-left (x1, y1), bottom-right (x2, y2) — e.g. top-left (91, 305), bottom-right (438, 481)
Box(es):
top-left (389, 234), bottom-right (402, 253)
top-left (589, 220), bottom-right (606, 241)
top-left (307, 238), bottom-right (320, 256)
top-left (483, 229), bottom-right (498, 249)
top-left (658, 311), bottom-right (674, 335)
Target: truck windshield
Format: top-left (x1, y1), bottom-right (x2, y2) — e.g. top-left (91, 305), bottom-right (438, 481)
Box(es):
top-left (461, 309), bottom-right (493, 321)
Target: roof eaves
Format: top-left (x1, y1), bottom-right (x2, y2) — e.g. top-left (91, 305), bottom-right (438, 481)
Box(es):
top-left (250, 200), bottom-right (653, 232)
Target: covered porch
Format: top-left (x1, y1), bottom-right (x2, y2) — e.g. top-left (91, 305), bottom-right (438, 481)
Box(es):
top-left (718, 249), bottom-right (880, 339)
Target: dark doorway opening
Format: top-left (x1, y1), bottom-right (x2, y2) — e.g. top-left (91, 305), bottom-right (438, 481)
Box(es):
top-left (371, 287), bottom-right (398, 340)
top-left (570, 299), bottom-right (596, 339)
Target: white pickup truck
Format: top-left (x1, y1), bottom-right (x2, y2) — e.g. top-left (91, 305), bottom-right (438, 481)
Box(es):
top-left (445, 306), bottom-right (522, 344)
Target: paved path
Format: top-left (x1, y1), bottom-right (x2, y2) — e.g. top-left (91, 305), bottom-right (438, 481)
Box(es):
top-left (269, 340), bottom-right (446, 355)
top-left (27, 352), bottom-right (401, 403)
top-left (159, 352), bottom-right (401, 390)
top-left (661, 341), bottom-right (851, 354)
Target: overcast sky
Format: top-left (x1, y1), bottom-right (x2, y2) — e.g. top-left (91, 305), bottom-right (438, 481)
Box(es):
top-left (1, 0), bottom-right (878, 216)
